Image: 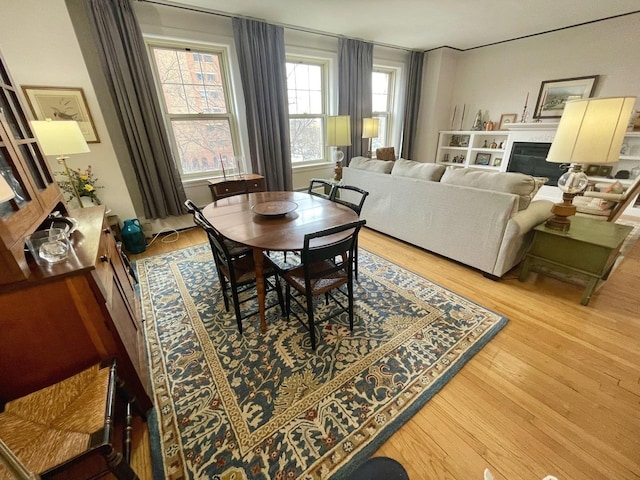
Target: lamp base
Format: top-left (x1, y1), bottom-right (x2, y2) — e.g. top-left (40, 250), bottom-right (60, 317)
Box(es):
top-left (333, 148), bottom-right (345, 182)
top-left (545, 194), bottom-right (578, 231)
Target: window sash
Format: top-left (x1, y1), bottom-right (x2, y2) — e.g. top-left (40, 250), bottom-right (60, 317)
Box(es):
top-left (148, 43), bottom-right (240, 179)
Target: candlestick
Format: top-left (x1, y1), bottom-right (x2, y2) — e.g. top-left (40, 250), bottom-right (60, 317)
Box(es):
top-left (450, 105), bottom-right (457, 130)
top-left (524, 92), bottom-right (529, 108)
top-left (460, 104), bottom-right (466, 130)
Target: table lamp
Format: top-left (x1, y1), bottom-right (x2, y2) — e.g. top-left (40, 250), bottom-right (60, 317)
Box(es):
top-left (362, 118), bottom-right (379, 158)
top-left (326, 115), bottom-right (351, 181)
top-left (545, 96), bottom-right (636, 231)
top-left (31, 119), bottom-right (90, 207)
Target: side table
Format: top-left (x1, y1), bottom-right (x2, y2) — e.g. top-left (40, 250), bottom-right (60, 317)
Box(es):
top-left (208, 174), bottom-right (265, 201)
top-left (518, 216), bottom-right (633, 305)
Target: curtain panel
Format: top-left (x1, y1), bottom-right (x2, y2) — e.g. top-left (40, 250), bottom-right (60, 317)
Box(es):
top-left (88, 0), bottom-right (186, 219)
top-left (232, 18), bottom-right (292, 191)
top-left (400, 51), bottom-right (425, 160)
top-left (338, 39), bottom-right (373, 164)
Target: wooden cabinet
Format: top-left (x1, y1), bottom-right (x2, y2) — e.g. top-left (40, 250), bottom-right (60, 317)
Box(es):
top-left (0, 51), bottom-right (65, 285)
top-left (208, 173), bottom-right (265, 201)
top-left (0, 206), bottom-right (152, 411)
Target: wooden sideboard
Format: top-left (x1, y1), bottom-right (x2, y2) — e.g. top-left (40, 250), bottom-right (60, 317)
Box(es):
top-left (208, 174), bottom-right (265, 201)
top-left (0, 206), bottom-right (152, 412)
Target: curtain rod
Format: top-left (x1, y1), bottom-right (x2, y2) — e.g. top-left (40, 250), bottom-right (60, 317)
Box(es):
top-left (137, 0), bottom-right (417, 53)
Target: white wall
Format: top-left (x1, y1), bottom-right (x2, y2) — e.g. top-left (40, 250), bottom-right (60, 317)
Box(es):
top-left (0, 0), bottom-right (137, 221)
top-left (417, 13), bottom-right (640, 162)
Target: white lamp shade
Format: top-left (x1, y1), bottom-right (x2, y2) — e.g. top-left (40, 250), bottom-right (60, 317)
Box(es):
top-left (362, 118), bottom-right (380, 139)
top-left (326, 115), bottom-right (351, 147)
top-left (547, 96), bottom-right (636, 165)
top-left (31, 120), bottom-right (90, 156)
top-left (0, 174), bottom-right (15, 203)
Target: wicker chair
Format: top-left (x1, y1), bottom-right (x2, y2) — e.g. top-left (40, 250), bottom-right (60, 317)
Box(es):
top-left (0, 360), bottom-right (139, 480)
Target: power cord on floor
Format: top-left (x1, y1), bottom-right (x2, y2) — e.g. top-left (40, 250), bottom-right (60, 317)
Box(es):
top-left (146, 228), bottom-right (181, 248)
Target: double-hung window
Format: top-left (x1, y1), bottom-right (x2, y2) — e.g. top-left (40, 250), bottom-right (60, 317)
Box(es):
top-left (372, 68), bottom-right (396, 152)
top-left (286, 57), bottom-right (327, 165)
top-left (148, 45), bottom-right (239, 179)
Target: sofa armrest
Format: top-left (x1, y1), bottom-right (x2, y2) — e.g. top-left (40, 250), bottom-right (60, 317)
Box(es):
top-left (508, 200), bottom-right (554, 235)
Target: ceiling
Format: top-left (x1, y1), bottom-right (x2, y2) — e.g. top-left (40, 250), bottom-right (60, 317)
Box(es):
top-left (146, 0), bottom-right (640, 51)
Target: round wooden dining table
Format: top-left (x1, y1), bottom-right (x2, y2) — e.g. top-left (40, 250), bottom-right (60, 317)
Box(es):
top-left (202, 191), bottom-right (359, 333)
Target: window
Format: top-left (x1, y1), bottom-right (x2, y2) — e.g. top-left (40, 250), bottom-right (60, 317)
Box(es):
top-left (149, 45), bottom-right (238, 179)
top-left (286, 58), bottom-right (327, 164)
top-left (372, 69), bottom-right (395, 152)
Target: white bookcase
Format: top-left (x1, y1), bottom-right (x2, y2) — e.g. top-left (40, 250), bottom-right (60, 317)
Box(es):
top-left (436, 131), bottom-right (510, 171)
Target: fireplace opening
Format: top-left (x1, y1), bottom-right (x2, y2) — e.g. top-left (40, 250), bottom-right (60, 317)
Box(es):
top-left (507, 142), bottom-right (564, 186)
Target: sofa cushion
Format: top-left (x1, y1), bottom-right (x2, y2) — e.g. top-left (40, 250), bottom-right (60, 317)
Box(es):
top-left (391, 159), bottom-right (446, 182)
top-left (349, 156), bottom-right (394, 174)
top-left (440, 167), bottom-right (536, 210)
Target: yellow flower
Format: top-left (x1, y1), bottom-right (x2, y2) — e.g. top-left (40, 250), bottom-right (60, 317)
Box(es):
top-left (84, 184), bottom-right (94, 192)
top-left (79, 174), bottom-right (89, 181)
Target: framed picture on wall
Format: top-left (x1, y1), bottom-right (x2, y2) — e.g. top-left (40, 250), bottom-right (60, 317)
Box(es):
top-left (499, 113), bottom-right (517, 130)
top-left (22, 86), bottom-right (100, 143)
top-left (533, 75), bottom-right (598, 120)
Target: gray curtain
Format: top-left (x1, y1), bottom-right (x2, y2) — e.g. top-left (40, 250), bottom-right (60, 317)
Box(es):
top-left (232, 18), bottom-right (292, 191)
top-left (338, 39), bottom-right (373, 164)
top-left (400, 51), bottom-right (425, 160)
top-left (87, 0), bottom-right (186, 219)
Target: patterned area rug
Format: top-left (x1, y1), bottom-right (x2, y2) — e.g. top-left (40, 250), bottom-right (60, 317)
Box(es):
top-left (137, 244), bottom-right (508, 479)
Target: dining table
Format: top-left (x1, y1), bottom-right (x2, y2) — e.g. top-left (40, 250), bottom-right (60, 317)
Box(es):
top-left (202, 190), bottom-right (359, 333)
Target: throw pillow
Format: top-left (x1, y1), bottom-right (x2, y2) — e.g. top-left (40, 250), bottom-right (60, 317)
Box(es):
top-left (375, 147), bottom-right (396, 161)
top-left (604, 180), bottom-right (624, 194)
top-left (440, 167), bottom-right (536, 210)
top-left (530, 177), bottom-right (548, 201)
top-left (348, 156), bottom-right (394, 174)
top-left (391, 159), bottom-right (446, 181)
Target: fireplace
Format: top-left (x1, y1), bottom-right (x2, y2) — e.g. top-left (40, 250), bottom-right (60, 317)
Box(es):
top-left (506, 142), bottom-right (564, 186)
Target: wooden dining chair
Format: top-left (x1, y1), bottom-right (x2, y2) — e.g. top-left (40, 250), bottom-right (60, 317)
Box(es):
top-left (307, 178), bottom-right (336, 200)
top-left (330, 185), bottom-right (369, 280)
top-left (192, 210), bottom-right (284, 334)
top-left (280, 220), bottom-right (366, 350)
top-left (184, 199), bottom-right (251, 257)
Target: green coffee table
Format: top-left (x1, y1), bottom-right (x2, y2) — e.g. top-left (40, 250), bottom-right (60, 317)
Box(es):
top-left (518, 216), bottom-right (633, 305)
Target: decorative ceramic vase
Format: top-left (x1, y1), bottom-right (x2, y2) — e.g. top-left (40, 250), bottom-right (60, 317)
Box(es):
top-left (121, 219), bottom-right (146, 254)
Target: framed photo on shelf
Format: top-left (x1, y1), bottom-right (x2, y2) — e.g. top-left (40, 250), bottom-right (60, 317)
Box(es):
top-left (585, 165), bottom-right (600, 176)
top-left (22, 86), bottom-right (100, 143)
top-left (475, 153), bottom-right (491, 165)
top-left (492, 157), bottom-right (502, 167)
top-left (598, 165), bottom-right (613, 177)
top-left (533, 75), bottom-right (598, 120)
top-left (498, 113), bottom-right (517, 130)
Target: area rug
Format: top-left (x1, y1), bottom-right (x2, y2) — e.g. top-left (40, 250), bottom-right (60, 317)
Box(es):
top-left (137, 244), bottom-right (508, 480)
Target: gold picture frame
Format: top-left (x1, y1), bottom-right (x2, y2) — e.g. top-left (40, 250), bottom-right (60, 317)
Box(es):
top-left (22, 86), bottom-right (99, 143)
top-left (499, 113), bottom-right (517, 130)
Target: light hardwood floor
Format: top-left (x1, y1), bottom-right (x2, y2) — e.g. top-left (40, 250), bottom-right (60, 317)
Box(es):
top-left (128, 222), bottom-right (640, 480)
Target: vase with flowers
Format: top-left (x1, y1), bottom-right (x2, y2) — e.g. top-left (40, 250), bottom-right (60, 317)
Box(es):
top-left (57, 165), bottom-right (102, 207)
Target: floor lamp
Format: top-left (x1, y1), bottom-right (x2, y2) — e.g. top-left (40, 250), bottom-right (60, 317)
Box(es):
top-left (362, 118), bottom-right (379, 158)
top-left (31, 119), bottom-right (90, 207)
top-left (326, 115), bottom-right (351, 181)
top-left (545, 96), bottom-right (636, 231)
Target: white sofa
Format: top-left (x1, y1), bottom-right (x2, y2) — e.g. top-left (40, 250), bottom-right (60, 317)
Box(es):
top-left (342, 157), bottom-right (554, 278)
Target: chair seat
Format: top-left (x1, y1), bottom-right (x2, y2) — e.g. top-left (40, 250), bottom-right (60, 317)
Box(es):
top-left (0, 363), bottom-right (127, 479)
top-left (283, 260), bottom-right (348, 294)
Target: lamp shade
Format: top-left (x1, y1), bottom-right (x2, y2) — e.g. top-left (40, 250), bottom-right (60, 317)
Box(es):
top-left (546, 96), bottom-right (636, 165)
top-left (31, 120), bottom-right (90, 156)
top-left (326, 115), bottom-right (351, 147)
top-left (0, 174), bottom-right (14, 203)
top-left (362, 118), bottom-right (379, 139)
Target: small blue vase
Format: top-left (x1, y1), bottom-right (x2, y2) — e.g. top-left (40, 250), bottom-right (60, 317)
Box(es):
top-left (121, 219), bottom-right (146, 254)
